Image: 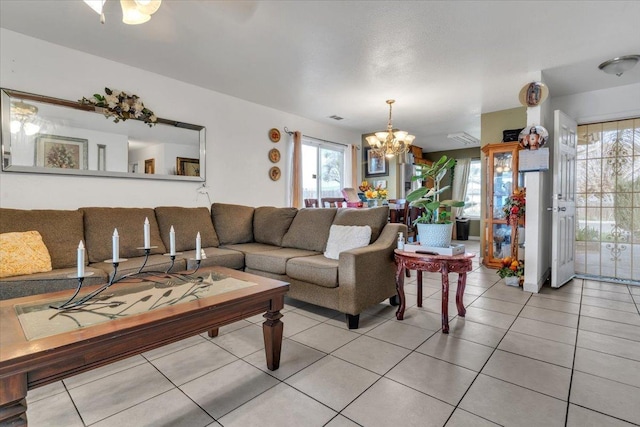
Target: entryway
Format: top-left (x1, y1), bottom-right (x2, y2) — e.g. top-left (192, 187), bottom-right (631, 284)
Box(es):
top-left (575, 118), bottom-right (640, 283)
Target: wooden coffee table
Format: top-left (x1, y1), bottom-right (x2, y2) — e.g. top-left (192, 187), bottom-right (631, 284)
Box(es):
top-left (0, 266), bottom-right (288, 426)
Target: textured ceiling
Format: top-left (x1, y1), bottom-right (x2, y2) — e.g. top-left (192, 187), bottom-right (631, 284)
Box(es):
top-left (1, 1), bottom-right (639, 151)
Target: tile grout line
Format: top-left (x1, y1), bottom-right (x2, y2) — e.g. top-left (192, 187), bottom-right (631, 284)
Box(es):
top-left (439, 282), bottom-right (535, 426)
top-left (563, 277), bottom-right (584, 427)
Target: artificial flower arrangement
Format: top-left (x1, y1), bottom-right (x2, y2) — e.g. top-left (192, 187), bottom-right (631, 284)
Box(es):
top-left (80, 88), bottom-right (157, 127)
top-left (359, 180), bottom-right (388, 200)
top-left (503, 187), bottom-right (526, 225)
top-left (497, 256), bottom-right (524, 278)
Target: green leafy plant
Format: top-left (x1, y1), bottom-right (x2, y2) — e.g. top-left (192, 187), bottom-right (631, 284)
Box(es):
top-left (406, 155), bottom-right (464, 224)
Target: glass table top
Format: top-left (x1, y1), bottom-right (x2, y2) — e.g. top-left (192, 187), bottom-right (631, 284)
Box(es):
top-left (15, 270), bottom-right (257, 341)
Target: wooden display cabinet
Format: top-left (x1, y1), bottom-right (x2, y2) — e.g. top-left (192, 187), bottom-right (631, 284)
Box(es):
top-left (481, 142), bottom-right (524, 268)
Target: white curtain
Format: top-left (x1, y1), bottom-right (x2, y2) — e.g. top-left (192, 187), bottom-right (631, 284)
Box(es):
top-left (451, 158), bottom-right (471, 239)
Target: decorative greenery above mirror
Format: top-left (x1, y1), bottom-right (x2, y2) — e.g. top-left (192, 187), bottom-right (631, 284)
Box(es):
top-left (0, 88), bottom-right (205, 181)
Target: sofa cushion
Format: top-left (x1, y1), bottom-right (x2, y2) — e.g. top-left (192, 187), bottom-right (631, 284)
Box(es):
top-left (81, 207), bottom-right (166, 263)
top-left (155, 206), bottom-right (219, 251)
top-left (223, 243), bottom-right (282, 254)
top-left (0, 267), bottom-right (108, 301)
top-left (184, 247), bottom-right (245, 270)
top-left (0, 231), bottom-right (53, 278)
top-left (245, 248), bottom-right (320, 275)
top-left (281, 208), bottom-right (337, 252)
top-left (211, 203), bottom-right (255, 245)
top-left (332, 206), bottom-right (389, 243)
top-left (323, 225), bottom-right (372, 260)
top-left (0, 208), bottom-right (84, 269)
top-left (253, 207), bottom-right (297, 247)
top-left (286, 255), bottom-right (339, 289)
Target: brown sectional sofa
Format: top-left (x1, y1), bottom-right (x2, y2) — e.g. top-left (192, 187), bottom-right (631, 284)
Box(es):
top-left (0, 204), bottom-right (406, 328)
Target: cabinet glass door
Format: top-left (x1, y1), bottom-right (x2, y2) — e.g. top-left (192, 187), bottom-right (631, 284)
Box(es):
top-left (492, 152), bottom-right (514, 220)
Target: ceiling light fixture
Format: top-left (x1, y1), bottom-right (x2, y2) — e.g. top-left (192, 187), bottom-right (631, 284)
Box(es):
top-left (120, 0), bottom-right (162, 25)
top-left (84, 0), bottom-right (162, 25)
top-left (365, 100), bottom-right (415, 158)
top-left (598, 55), bottom-right (640, 77)
top-left (10, 101), bottom-right (40, 136)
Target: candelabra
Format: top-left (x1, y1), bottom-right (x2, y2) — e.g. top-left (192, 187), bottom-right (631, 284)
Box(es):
top-left (50, 247), bottom-right (202, 310)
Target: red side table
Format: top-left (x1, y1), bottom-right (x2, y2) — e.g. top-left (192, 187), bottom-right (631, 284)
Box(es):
top-left (394, 250), bottom-right (475, 333)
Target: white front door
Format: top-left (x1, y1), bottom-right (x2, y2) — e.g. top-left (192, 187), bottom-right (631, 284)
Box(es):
top-left (551, 110), bottom-right (577, 288)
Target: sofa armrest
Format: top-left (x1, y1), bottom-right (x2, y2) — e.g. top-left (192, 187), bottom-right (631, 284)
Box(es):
top-left (337, 223), bottom-right (407, 314)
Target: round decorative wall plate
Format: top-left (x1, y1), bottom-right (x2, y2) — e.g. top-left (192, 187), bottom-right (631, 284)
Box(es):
top-left (518, 82), bottom-right (549, 107)
top-left (269, 166), bottom-right (281, 181)
top-left (269, 128), bottom-right (281, 143)
top-left (268, 148), bottom-right (281, 163)
top-left (518, 125), bottom-right (549, 150)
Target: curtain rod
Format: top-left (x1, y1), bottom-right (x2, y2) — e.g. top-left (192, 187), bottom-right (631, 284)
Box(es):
top-left (283, 127), bottom-right (360, 150)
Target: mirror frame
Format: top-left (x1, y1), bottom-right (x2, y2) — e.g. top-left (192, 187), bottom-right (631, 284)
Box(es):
top-left (1, 88), bottom-right (206, 182)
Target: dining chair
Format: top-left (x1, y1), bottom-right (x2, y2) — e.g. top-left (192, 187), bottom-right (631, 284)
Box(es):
top-left (321, 197), bottom-right (346, 208)
top-left (304, 198), bottom-right (319, 208)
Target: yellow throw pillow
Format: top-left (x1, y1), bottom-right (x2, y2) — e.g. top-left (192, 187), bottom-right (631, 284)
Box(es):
top-left (0, 231), bottom-right (53, 278)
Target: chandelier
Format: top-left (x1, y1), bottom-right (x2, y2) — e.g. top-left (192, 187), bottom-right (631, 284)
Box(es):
top-left (365, 100), bottom-right (415, 158)
top-left (83, 0), bottom-right (162, 25)
top-left (10, 101), bottom-right (40, 136)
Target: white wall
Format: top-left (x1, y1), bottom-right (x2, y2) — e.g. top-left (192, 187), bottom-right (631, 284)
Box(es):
top-left (550, 82), bottom-right (640, 124)
top-left (0, 29), bottom-right (361, 209)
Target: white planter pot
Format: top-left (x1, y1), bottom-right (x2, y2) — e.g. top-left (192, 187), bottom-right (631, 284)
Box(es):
top-left (503, 276), bottom-right (520, 287)
top-left (417, 222), bottom-right (453, 248)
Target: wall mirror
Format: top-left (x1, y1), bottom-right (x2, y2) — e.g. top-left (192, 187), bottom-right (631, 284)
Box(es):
top-left (1, 88), bottom-right (206, 181)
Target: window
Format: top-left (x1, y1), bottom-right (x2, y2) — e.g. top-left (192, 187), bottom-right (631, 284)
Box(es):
top-left (302, 138), bottom-right (346, 202)
top-left (461, 158), bottom-right (481, 218)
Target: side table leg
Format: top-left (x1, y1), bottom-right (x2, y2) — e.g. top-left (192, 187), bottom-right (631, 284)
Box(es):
top-left (0, 373), bottom-right (27, 426)
top-left (417, 271), bottom-right (423, 307)
top-left (263, 295), bottom-right (284, 371)
top-left (456, 272), bottom-right (468, 317)
top-left (441, 264), bottom-right (450, 334)
top-left (395, 262), bottom-right (406, 320)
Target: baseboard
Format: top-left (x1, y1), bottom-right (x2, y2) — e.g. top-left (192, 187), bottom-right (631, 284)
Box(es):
top-left (523, 267), bottom-right (550, 293)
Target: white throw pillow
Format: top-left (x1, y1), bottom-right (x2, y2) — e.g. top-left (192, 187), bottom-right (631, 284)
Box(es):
top-left (324, 225), bottom-right (372, 260)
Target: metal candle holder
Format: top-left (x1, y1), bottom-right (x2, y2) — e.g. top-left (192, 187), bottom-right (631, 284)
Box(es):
top-left (50, 246), bottom-right (202, 310)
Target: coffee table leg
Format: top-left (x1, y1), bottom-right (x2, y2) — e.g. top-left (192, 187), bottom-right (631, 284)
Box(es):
top-left (263, 295), bottom-right (284, 371)
top-left (395, 261), bottom-right (406, 320)
top-left (207, 328), bottom-right (219, 338)
top-left (456, 272), bottom-right (467, 317)
top-left (441, 264), bottom-right (450, 334)
top-left (0, 373), bottom-right (27, 426)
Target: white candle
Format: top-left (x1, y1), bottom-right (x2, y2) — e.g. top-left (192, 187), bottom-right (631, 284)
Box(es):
top-left (112, 228), bottom-right (119, 261)
top-left (144, 217), bottom-right (151, 249)
top-left (77, 240), bottom-right (85, 277)
top-left (195, 232), bottom-right (201, 260)
top-left (169, 225), bottom-right (176, 256)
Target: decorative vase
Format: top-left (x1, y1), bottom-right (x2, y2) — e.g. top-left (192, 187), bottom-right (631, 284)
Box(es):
top-left (367, 199), bottom-right (379, 207)
top-left (504, 276), bottom-right (520, 287)
top-left (416, 222), bottom-right (453, 248)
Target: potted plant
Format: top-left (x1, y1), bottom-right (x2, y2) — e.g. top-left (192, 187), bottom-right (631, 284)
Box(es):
top-left (497, 256), bottom-right (524, 286)
top-left (406, 155), bottom-right (464, 247)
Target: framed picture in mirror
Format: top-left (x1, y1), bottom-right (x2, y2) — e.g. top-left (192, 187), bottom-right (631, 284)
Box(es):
top-left (145, 158), bottom-right (155, 174)
top-left (176, 157), bottom-right (200, 176)
top-left (35, 134), bottom-right (88, 170)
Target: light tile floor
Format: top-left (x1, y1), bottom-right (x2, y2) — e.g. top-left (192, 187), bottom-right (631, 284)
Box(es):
top-left (25, 241), bottom-right (640, 426)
